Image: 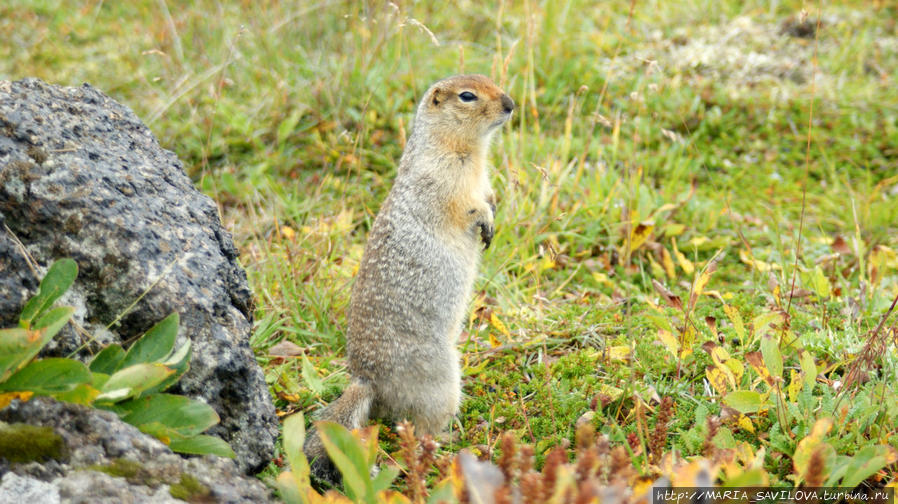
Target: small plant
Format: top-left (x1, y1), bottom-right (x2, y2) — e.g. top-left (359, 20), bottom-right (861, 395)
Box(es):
top-left (0, 258), bottom-right (233, 458)
top-left (277, 413), bottom-right (403, 504)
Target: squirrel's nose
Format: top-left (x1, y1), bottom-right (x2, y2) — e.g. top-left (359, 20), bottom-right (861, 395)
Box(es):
top-left (501, 94), bottom-right (515, 114)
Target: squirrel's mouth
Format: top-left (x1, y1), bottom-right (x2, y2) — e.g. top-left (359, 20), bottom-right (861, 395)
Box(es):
top-left (491, 114), bottom-right (511, 128)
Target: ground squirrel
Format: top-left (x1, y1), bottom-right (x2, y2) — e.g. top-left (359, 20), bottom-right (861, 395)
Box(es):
top-left (303, 74), bottom-right (514, 485)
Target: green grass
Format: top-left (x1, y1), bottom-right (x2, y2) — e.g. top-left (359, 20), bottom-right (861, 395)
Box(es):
top-left (4, 0), bottom-right (898, 493)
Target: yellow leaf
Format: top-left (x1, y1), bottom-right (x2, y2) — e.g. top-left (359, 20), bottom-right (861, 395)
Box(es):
top-left (710, 345), bottom-right (731, 364)
top-left (788, 369), bottom-right (802, 402)
top-left (490, 312), bottom-right (510, 337)
top-left (737, 414), bottom-right (755, 433)
top-left (706, 366), bottom-right (729, 396)
top-left (657, 329), bottom-right (679, 357)
top-left (648, 254), bottom-right (666, 279)
top-left (745, 352), bottom-right (772, 385)
top-left (660, 247), bottom-right (676, 279)
top-left (751, 311), bottom-right (783, 341)
top-left (591, 271), bottom-right (614, 288)
top-left (671, 238), bottom-right (694, 275)
top-left (622, 221), bottom-right (654, 255)
top-left (671, 459), bottom-right (718, 488)
top-left (335, 208), bottom-right (354, 233)
top-left (377, 490), bottom-right (413, 504)
top-left (724, 359), bottom-right (745, 385)
top-left (654, 203), bottom-right (680, 214)
top-left (688, 236), bottom-right (710, 249)
top-left (739, 249), bottom-right (782, 272)
top-left (488, 332), bottom-right (501, 348)
top-left (723, 304), bottom-right (746, 344)
top-left (279, 393), bottom-right (300, 403)
top-left (0, 391), bottom-right (33, 409)
top-left (597, 383), bottom-right (624, 401)
top-left (692, 262), bottom-right (717, 299)
top-left (665, 223), bottom-right (686, 236)
top-left (280, 225), bottom-right (296, 240)
top-left (606, 345), bottom-right (631, 362)
top-left (680, 325), bottom-right (697, 349)
top-left (703, 290), bottom-right (726, 303)
top-left (632, 477), bottom-right (656, 501)
top-left (810, 417), bottom-right (833, 439)
top-left (799, 351), bottom-right (818, 393)
top-left (869, 245), bottom-right (897, 287)
top-left (792, 418), bottom-right (835, 486)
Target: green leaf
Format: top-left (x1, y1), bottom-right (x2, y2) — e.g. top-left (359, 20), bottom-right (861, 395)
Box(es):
top-left (838, 445), bottom-right (897, 488)
top-left (132, 420), bottom-right (180, 441)
top-left (720, 468), bottom-right (769, 487)
top-left (32, 306), bottom-right (76, 337)
top-left (283, 413), bottom-right (309, 479)
top-left (724, 390), bottom-right (762, 414)
top-left (0, 308), bottom-right (74, 382)
top-left (97, 363), bottom-right (174, 402)
top-left (142, 341), bottom-right (191, 396)
top-left (371, 465), bottom-right (399, 493)
top-left (0, 358), bottom-right (91, 394)
top-left (799, 350), bottom-right (817, 393)
top-left (317, 421), bottom-right (372, 501)
top-left (133, 420), bottom-right (233, 458)
top-left (19, 258), bottom-right (78, 328)
top-left (276, 110), bottom-right (303, 149)
top-left (52, 383), bottom-right (101, 405)
top-left (808, 266), bottom-right (832, 299)
top-left (0, 328), bottom-right (34, 382)
top-left (276, 472), bottom-right (305, 504)
top-left (169, 434), bottom-right (235, 458)
top-left (119, 313), bottom-right (180, 369)
top-left (110, 393), bottom-right (220, 437)
top-left (90, 372), bottom-right (110, 390)
top-left (301, 355), bottom-right (324, 396)
top-left (89, 344), bottom-right (126, 374)
top-left (759, 334), bottom-right (782, 380)
top-left (793, 418), bottom-right (836, 486)
top-left (427, 480), bottom-right (456, 504)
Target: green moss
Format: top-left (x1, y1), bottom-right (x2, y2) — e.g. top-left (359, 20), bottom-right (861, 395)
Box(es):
top-left (169, 473), bottom-right (211, 502)
top-left (89, 458), bottom-right (143, 479)
top-left (85, 458), bottom-right (167, 488)
top-left (0, 422), bottom-right (67, 463)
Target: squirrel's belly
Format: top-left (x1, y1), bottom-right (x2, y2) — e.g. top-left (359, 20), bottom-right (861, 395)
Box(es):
top-left (346, 230), bottom-right (474, 377)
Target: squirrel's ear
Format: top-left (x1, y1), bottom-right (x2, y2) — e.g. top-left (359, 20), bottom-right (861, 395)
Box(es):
top-left (430, 88), bottom-right (442, 106)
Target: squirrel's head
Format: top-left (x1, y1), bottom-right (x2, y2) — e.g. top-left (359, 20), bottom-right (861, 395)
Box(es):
top-left (413, 74), bottom-right (514, 154)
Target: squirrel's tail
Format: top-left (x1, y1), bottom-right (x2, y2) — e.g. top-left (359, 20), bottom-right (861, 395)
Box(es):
top-left (303, 379), bottom-right (374, 487)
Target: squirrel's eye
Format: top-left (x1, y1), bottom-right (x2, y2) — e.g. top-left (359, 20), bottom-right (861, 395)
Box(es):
top-left (458, 91), bottom-right (477, 102)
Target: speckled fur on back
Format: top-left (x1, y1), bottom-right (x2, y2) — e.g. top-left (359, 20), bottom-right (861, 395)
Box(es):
top-left (303, 75), bottom-right (514, 486)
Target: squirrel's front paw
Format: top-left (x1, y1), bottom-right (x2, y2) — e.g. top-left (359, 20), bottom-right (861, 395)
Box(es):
top-left (477, 219), bottom-right (494, 250)
top-left (470, 203), bottom-right (495, 250)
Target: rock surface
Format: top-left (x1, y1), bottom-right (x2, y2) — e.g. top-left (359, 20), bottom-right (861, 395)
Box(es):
top-left (0, 78), bottom-right (277, 473)
top-left (0, 397), bottom-right (274, 503)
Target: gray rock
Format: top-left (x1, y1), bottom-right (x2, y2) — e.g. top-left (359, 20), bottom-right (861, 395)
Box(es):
top-left (0, 78), bottom-right (277, 473)
top-left (0, 397), bottom-right (274, 503)
top-left (0, 472), bottom-right (60, 504)
top-left (55, 471), bottom-right (180, 504)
